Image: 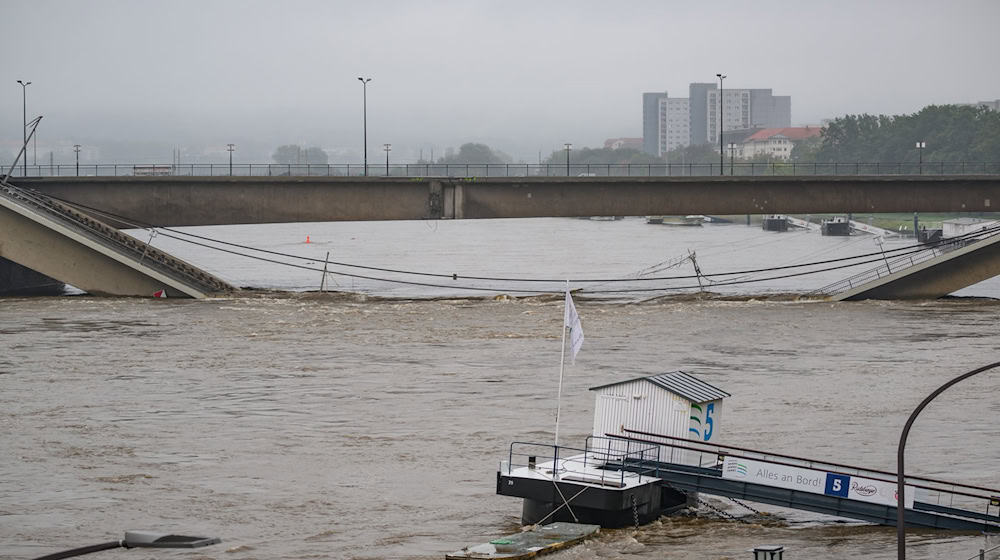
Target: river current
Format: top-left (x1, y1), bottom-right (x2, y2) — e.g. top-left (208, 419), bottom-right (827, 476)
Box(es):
top-left (3, 218), bottom-right (999, 560)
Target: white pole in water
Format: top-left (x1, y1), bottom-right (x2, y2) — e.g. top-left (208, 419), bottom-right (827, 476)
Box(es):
top-left (554, 281), bottom-right (569, 448)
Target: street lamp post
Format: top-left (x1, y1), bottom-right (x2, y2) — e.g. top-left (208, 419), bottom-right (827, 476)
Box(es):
top-left (916, 141), bottom-right (925, 175)
top-left (564, 143), bottom-right (572, 176)
top-left (728, 143), bottom-right (736, 175)
top-left (358, 77), bottom-right (372, 176)
top-left (74, 144), bottom-right (81, 176)
top-left (226, 143), bottom-right (235, 176)
top-left (17, 79), bottom-right (31, 177)
top-left (896, 361), bottom-right (1000, 560)
top-left (383, 143), bottom-right (391, 176)
top-left (716, 73), bottom-right (726, 176)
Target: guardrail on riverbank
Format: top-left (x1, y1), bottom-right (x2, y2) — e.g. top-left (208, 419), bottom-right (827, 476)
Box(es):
top-left (7, 161), bottom-right (1000, 178)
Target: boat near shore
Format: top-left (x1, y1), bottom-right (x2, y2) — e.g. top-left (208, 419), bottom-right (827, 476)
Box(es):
top-left (646, 215), bottom-right (703, 226)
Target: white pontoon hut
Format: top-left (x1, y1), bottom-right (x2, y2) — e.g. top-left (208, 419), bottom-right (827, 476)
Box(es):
top-left (589, 371), bottom-right (729, 464)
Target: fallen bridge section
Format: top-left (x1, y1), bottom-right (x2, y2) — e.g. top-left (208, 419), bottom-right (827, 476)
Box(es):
top-left (0, 181), bottom-right (235, 298)
top-left (816, 227), bottom-right (1000, 300)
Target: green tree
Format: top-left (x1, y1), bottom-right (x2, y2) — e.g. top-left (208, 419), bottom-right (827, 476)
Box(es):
top-left (542, 147), bottom-right (664, 166)
top-left (813, 105), bottom-right (1000, 164)
top-left (437, 143), bottom-right (512, 164)
top-left (661, 143), bottom-right (718, 164)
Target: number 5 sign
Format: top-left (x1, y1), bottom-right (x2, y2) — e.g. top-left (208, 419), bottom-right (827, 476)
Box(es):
top-left (825, 473), bottom-right (850, 497)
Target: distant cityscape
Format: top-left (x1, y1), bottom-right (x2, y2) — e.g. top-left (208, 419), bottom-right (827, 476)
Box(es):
top-left (597, 85), bottom-right (1000, 163)
top-left (3, 86), bottom-right (998, 167)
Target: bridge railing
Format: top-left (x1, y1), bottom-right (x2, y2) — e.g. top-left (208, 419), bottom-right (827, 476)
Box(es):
top-left (616, 429), bottom-right (1000, 516)
top-left (6, 161), bottom-right (1000, 178)
top-left (811, 227), bottom-right (1000, 297)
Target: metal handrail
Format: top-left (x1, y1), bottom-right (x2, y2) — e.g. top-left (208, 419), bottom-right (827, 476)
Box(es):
top-left (963, 542), bottom-right (1000, 560)
top-left (7, 161), bottom-right (1000, 178)
top-left (617, 429), bottom-right (1000, 501)
top-left (506, 438), bottom-right (661, 487)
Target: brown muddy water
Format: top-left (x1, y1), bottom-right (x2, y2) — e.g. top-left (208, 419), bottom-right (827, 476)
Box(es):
top-left (2, 293), bottom-right (999, 559)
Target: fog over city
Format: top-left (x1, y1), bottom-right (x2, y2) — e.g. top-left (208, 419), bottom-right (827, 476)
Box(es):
top-left (1, 0), bottom-right (998, 164)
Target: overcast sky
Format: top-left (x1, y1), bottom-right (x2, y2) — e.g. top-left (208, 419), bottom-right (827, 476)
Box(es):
top-left (1, 0), bottom-right (998, 163)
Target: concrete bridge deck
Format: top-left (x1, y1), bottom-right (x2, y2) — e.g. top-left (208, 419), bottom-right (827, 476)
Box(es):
top-left (19, 175), bottom-right (1000, 227)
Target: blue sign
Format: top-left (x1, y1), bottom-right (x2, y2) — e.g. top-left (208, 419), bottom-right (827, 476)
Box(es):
top-left (825, 473), bottom-right (850, 497)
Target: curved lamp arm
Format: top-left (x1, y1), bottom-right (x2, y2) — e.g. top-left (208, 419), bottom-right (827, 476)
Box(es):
top-left (897, 360), bottom-right (1000, 559)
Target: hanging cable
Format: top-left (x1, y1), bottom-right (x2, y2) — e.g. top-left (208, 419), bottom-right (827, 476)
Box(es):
top-left (38, 192), bottom-right (1000, 294)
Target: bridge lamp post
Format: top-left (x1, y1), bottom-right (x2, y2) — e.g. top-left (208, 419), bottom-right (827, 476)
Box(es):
top-left (383, 143), bottom-right (391, 176)
top-left (896, 360), bottom-right (1000, 560)
top-left (17, 79), bottom-right (31, 177)
top-left (728, 142), bottom-right (736, 175)
top-left (74, 144), bottom-right (81, 176)
top-left (226, 144), bottom-right (235, 176)
top-left (915, 141), bottom-right (925, 175)
top-left (716, 73), bottom-right (725, 176)
top-left (564, 143), bottom-right (572, 176)
top-left (358, 77), bottom-right (372, 176)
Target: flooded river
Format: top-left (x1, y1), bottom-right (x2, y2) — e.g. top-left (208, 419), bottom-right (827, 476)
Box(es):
top-left (2, 219), bottom-right (999, 559)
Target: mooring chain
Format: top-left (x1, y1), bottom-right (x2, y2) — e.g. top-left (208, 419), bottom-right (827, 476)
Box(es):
top-left (728, 497), bottom-right (767, 517)
top-left (631, 495), bottom-right (640, 529)
top-left (696, 496), bottom-right (751, 524)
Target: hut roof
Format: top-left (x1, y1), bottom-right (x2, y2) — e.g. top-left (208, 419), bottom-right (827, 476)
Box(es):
top-left (590, 370), bottom-right (729, 403)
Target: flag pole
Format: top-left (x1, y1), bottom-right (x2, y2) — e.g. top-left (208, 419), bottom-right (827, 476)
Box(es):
top-left (555, 281), bottom-right (569, 448)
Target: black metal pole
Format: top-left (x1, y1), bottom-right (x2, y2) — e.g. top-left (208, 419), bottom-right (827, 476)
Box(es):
top-left (358, 77), bottom-right (371, 177)
top-left (896, 361), bottom-right (1000, 560)
top-left (717, 74), bottom-right (725, 176)
top-left (18, 80), bottom-right (30, 177)
top-left (31, 540), bottom-right (122, 560)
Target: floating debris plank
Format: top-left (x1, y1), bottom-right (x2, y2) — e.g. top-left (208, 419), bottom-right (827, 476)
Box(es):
top-left (445, 522), bottom-right (600, 560)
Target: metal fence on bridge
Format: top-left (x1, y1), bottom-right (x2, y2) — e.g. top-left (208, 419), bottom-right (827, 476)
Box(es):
top-left (7, 161), bottom-right (1000, 178)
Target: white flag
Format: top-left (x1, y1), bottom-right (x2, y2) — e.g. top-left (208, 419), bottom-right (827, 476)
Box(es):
top-left (564, 289), bottom-right (584, 363)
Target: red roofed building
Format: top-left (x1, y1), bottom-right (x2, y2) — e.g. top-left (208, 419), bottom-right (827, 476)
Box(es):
top-left (739, 127), bottom-right (822, 160)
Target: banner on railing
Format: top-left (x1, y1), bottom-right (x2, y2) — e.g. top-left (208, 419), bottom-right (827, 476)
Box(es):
top-left (722, 457), bottom-right (914, 508)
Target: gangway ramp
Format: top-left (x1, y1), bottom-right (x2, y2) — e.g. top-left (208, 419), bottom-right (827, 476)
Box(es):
top-left (848, 219), bottom-right (899, 237)
top-left (0, 180), bottom-right (234, 298)
top-left (615, 430), bottom-right (1000, 532)
top-left (813, 226), bottom-right (1000, 300)
top-left (785, 216), bottom-right (820, 231)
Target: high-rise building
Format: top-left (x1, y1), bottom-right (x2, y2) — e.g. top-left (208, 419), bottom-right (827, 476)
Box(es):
top-left (642, 92), bottom-right (668, 155)
top-left (658, 96), bottom-right (689, 156)
top-left (643, 83), bottom-right (792, 153)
